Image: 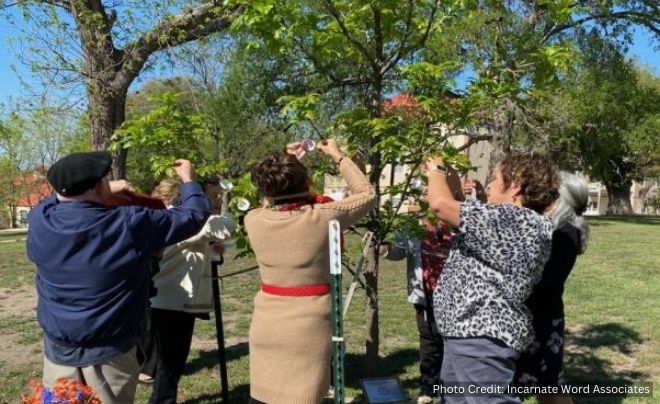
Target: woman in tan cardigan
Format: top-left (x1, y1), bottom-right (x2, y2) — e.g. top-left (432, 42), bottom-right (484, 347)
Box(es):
top-left (245, 139), bottom-right (376, 404)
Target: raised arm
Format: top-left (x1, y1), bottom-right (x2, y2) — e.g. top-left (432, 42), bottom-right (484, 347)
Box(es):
top-left (315, 139), bottom-right (377, 227)
top-left (426, 156), bottom-right (461, 228)
top-left (129, 159), bottom-right (212, 253)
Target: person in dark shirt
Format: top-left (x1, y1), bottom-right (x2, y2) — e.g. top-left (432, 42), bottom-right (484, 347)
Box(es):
top-left (27, 152), bottom-right (210, 403)
top-left (386, 216), bottom-right (454, 404)
top-left (516, 172), bottom-right (590, 404)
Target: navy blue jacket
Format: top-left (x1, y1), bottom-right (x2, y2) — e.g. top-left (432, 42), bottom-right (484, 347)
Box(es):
top-left (27, 182), bottom-right (211, 352)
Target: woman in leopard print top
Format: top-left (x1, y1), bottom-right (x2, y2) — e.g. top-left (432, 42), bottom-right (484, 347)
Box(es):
top-left (425, 153), bottom-right (559, 404)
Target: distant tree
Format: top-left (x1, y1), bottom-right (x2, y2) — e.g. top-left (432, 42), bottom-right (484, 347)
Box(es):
top-left (455, 0), bottom-right (659, 172)
top-left (0, 114), bottom-right (31, 227)
top-left (1, 0), bottom-right (244, 177)
top-left (117, 42), bottom-right (294, 191)
top-left (517, 34), bottom-right (660, 214)
top-left (204, 42), bottom-right (295, 178)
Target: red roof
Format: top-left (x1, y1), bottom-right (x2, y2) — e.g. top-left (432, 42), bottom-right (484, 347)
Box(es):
top-left (381, 93), bottom-right (422, 117)
top-left (13, 171), bottom-right (52, 208)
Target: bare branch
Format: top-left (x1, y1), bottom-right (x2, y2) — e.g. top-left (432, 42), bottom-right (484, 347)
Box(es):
top-left (0, 2), bottom-right (20, 9)
top-left (543, 10), bottom-right (660, 42)
top-left (456, 134), bottom-right (493, 152)
top-left (39, 0), bottom-right (72, 11)
top-left (114, 4), bottom-right (244, 91)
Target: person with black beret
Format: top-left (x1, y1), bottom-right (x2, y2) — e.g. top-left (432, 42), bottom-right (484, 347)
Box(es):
top-left (27, 151), bottom-right (211, 403)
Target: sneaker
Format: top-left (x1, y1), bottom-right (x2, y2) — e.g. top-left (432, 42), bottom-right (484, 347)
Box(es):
top-left (417, 395), bottom-right (434, 404)
top-left (138, 373), bottom-right (154, 384)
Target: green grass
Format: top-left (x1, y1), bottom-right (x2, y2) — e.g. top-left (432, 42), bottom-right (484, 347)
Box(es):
top-left (0, 236), bottom-right (33, 289)
top-left (1, 217), bottom-right (658, 403)
top-left (0, 315), bottom-right (42, 345)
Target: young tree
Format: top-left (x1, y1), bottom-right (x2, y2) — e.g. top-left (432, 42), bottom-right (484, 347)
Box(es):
top-left (1, 0), bottom-right (244, 177)
top-left (230, 0), bottom-right (482, 373)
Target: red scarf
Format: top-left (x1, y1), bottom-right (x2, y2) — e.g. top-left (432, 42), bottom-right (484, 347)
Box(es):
top-left (272, 194), bottom-right (335, 211)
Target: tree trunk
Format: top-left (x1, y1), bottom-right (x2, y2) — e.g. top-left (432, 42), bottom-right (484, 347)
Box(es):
top-left (8, 204), bottom-right (17, 229)
top-left (89, 87), bottom-right (128, 179)
top-left (605, 181), bottom-right (634, 215)
top-left (486, 102), bottom-right (515, 178)
top-left (363, 75), bottom-right (383, 375)
top-left (363, 240), bottom-right (380, 376)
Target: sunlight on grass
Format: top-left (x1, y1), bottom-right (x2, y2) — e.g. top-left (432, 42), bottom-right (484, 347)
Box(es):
top-left (0, 217), bottom-right (657, 403)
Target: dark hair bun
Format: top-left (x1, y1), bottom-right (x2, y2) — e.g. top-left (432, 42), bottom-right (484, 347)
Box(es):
top-left (251, 151), bottom-right (309, 198)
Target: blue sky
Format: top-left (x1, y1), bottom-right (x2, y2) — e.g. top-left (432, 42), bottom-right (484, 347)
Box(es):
top-left (0, 15), bottom-right (658, 105)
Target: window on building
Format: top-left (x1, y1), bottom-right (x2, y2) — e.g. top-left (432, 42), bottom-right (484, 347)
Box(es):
top-left (587, 198), bottom-right (598, 213)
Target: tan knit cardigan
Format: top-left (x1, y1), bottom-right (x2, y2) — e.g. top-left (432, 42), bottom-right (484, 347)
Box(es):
top-left (244, 157), bottom-right (376, 404)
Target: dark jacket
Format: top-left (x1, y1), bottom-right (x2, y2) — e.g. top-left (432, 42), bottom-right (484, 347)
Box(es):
top-left (27, 182), bottom-right (210, 352)
top-left (525, 222), bottom-right (582, 319)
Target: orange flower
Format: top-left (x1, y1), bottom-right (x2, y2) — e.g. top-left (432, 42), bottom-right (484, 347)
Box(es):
top-left (21, 377), bottom-right (101, 404)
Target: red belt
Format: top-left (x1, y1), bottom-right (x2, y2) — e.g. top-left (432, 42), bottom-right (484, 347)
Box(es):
top-left (261, 282), bottom-right (330, 297)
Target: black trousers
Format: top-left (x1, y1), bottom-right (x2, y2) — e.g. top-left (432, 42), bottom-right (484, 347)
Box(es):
top-left (149, 308), bottom-right (197, 404)
top-left (415, 304), bottom-right (443, 395)
top-left (137, 307), bottom-right (158, 377)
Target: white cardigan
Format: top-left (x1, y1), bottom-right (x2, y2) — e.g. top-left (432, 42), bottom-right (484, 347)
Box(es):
top-left (150, 214), bottom-right (235, 313)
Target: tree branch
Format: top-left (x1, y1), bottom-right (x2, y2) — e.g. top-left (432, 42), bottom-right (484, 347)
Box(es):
top-left (286, 22), bottom-right (371, 89)
top-left (0, 2), bottom-right (20, 9)
top-left (38, 0), bottom-right (71, 7)
top-left (381, 0), bottom-right (438, 76)
top-left (456, 134), bottom-right (493, 152)
top-left (86, 0), bottom-right (116, 28)
top-left (371, 4), bottom-right (384, 61)
top-left (114, 4), bottom-right (244, 91)
top-left (543, 10), bottom-right (660, 42)
top-left (319, 0), bottom-right (377, 71)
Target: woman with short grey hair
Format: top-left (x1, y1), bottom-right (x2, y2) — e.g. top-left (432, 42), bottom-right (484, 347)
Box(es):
top-left (515, 171), bottom-right (591, 404)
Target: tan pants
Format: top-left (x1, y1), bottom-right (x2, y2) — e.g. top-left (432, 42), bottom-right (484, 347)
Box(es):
top-left (43, 346), bottom-right (139, 404)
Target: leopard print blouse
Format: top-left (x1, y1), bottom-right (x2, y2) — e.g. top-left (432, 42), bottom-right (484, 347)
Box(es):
top-left (432, 200), bottom-right (554, 351)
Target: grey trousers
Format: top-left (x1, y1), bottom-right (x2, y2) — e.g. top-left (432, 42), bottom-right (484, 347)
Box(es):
top-left (441, 338), bottom-right (521, 404)
top-left (43, 346), bottom-right (139, 404)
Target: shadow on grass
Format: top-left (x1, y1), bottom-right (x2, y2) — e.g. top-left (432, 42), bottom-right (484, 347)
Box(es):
top-left (344, 348), bottom-right (419, 396)
top-left (564, 322), bottom-right (647, 404)
top-left (179, 383), bottom-right (250, 404)
top-left (183, 347), bottom-right (418, 403)
top-left (184, 342), bottom-right (249, 375)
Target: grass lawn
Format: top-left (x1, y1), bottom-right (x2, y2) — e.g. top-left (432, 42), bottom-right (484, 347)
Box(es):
top-left (0, 217), bottom-right (657, 403)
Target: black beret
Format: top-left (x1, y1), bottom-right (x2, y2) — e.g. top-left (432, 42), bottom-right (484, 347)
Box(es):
top-left (47, 151), bottom-right (113, 196)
